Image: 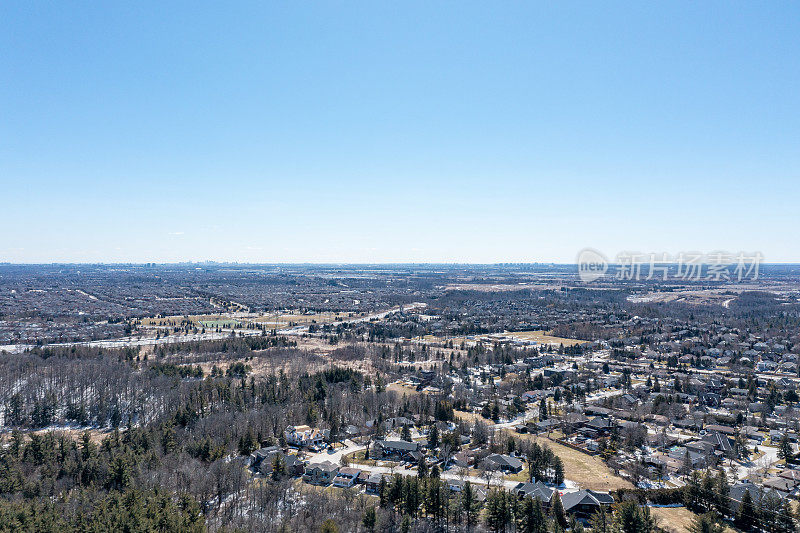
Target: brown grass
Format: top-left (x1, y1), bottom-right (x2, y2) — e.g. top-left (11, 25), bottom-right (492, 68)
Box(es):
top-left (648, 506), bottom-right (738, 533)
top-left (497, 330), bottom-right (588, 347)
top-left (504, 431), bottom-right (633, 491)
top-left (649, 506), bottom-right (699, 533)
top-left (388, 382), bottom-right (421, 397)
top-left (454, 410), bottom-right (494, 426)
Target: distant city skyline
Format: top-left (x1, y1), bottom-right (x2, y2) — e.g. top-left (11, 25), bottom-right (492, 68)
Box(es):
top-left (3, 2), bottom-right (799, 263)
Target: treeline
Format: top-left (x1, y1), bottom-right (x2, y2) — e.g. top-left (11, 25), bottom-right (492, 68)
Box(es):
top-left (616, 469), bottom-right (798, 533)
top-left (0, 353), bottom-right (453, 531)
top-left (151, 334), bottom-right (296, 357)
top-left (368, 467), bottom-right (661, 533)
top-left (0, 488), bottom-right (203, 533)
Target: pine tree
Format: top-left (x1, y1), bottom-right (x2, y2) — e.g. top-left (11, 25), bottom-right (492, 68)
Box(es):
top-left (735, 488), bottom-right (756, 531)
top-left (777, 499), bottom-right (796, 533)
top-left (517, 496), bottom-right (548, 533)
top-left (429, 424), bottom-right (440, 449)
top-left (778, 433), bottom-right (793, 463)
top-left (553, 457), bottom-right (565, 486)
top-left (485, 489), bottom-right (512, 533)
top-left (589, 505), bottom-right (613, 533)
top-left (712, 470), bottom-right (730, 519)
top-left (461, 481), bottom-right (481, 530)
top-left (550, 491), bottom-right (568, 530)
top-left (362, 506), bottom-right (376, 533)
top-left (616, 500), bottom-right (655, 533)
top-left (320, 519), bottom-right (339, 533)
top-left (378, 476), bottom-right (389, 508)
top-left (688, 513), bottom-right (725, 533)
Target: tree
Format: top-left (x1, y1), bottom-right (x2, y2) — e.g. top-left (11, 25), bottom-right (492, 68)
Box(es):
top-left (714, 470), bottom-right (731, 519)
top-left (238, 429), bottom-right (257, 456)
top-left (461, 481), bottom-right (481, 530)
top-left (485, 489), bottom-right (513, 533)
top-left (778, 433), bottom-right (793, 463)
top-left (550, 491), bottom-right (568, 530)
top-left (517, 497), bottom-right (548, 533)
top-left (320, 518), bottom-right (339, 533)
top-left (553, 457), bottom-right (565, 486)
top-left (271, 455), bottom-right (286, 481)
top-left (734, 488), bottom-right (757, 531)
top-left (429, 424), bottom-right (440, 449)
top-left (401, 425), bottom-right (412, 442)
top-left (688, 513), bottom-right (725, 533)
top-left (362, 506), bottom-right (377, 532)
top-left (378, 476), bottom-right (389, 508)
top-left (616, 500), bottom-right (656, 533)
top-left (589, 505), bottom-right (614, 533)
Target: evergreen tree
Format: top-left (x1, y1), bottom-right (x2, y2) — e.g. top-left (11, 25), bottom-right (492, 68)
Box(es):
top-left (550, 491), bottom-right (568, 530)
top-left (589, 505), bottom-right (614, 533)
top-left (778, 433), bottom-right (793, 463)
top-left (553, 457), bottom-right (565, 486)
top-left (517, 496), bottom-right (548, 533)
top-left (616, 500), bottom-right (655, 533)
top-left (734, 488), bottom-right (756, 531)
top-left (485, 489), bottom-right (513, 533)
top-left (777, 499), bottom-right (796, 533)
top-left (362, 507), bottom-right (376, 533)
top-left (271, 455), bottom-right (286, 481)
top-left (429, 424), bottom-right (440, 449)
top-left (714, 470), bottom-right (731, 519)
top-left (688, 513), bottom-right (725, 533)
top-left (461, 481), bottom-right (481, 530)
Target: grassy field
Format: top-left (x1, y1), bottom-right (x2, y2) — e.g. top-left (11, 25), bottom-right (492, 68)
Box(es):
top-left (648, 506), bottom-right (737, 533)
top-left (498, 330), bottom-right (588, 347)
top-left (649, 506), bottom-right (700, 533)
top-left (452, 411), bottom-right (631, 491)
top-left (387, 382), bottom-right (421, 397)
top-left (343, 450), bottom-right (380, 466)
top-left (505, 431), bottom-right (633, 491)
top-left (200, 319), bottom-right (241, 328)
top-left (454, 410), bottom-right (492, 426)
top-left (141, 310), bottom-right (367, 329)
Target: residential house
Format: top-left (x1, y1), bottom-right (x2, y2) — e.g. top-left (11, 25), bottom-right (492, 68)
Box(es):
top-left (303, 461), bottom-right (339, 485)
top-left (332, 467), bottom-right (362, 488)
top-left (513, 481), bottom-right (554, 503)
top-left (482, 453), bottom-right (524, 474)
top-left (561, 490), bottom-right (614, 520)
top-left (373, 439), bottom-right (423, 463)
top-left (285, 425), bottom-right (329, 448)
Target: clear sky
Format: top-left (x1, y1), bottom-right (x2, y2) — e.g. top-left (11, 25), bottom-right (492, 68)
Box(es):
top-left (2, 2), bottom-right (799, 263)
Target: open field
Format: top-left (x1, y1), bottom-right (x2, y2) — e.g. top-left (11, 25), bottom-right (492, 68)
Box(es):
top-left (387, 382), bottom-right (421, 397)
top-left (443, 283), bottom-right (565, 292)
top-left (1, 427), bottom-right (112, 446)
top-left (649, 506), bottom-right (700, 533)
top-left (141, 310), bottom-right (370, 329)
top-left (453, 410), bottom-right (631, 491)
top-left (492, 330), bottom-right (588, 347)
top-left (649, 506), bottom-right (737, 533)
top-left (505, 433), bottom-right (631, 491)
top-left (454, 410), bottom-right (494, 426)
top-left (199, 319), bottom-right (242, 328)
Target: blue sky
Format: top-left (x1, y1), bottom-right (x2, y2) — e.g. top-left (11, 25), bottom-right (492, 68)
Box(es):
top-left (2, 2), bottom-right (799, 263)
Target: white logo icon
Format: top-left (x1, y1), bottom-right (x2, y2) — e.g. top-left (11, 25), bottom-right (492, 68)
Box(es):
top-left (577, 248), bottom-right (608, 283)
